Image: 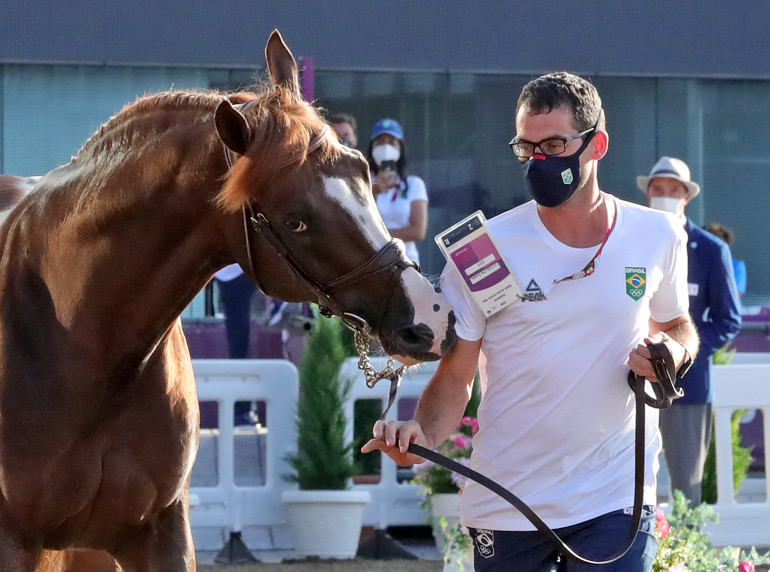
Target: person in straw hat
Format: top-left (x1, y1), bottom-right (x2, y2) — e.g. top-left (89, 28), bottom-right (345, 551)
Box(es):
top-left (638, 156), bottom-right (742, 505)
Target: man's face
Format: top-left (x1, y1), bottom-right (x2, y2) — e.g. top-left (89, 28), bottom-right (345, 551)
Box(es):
top-left (646, 177), bottom-right (690, 217)
top-left (514, 106), bottom-right (588, 161)
top-left (332, 121), bottom-right (358, 148)
top-left (514, 106), bottom-right (598, 205)
top-left (647, 177), bottom-right (689, 199)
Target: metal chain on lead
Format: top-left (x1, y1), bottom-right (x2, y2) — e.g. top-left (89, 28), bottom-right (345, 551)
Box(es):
top-left (353, 328), bottom-right (406, 388)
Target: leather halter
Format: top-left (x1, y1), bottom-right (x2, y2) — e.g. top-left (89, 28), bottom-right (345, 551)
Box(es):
top-left (223, 122), bottom-right (419, 337)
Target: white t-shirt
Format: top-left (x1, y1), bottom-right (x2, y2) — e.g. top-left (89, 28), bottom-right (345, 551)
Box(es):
top-left (375, 175), bottom-right (428, 263)
top-left (214, 263), bottom-right (244, 282)
top-left (440, 197), bottom-right (689, 531)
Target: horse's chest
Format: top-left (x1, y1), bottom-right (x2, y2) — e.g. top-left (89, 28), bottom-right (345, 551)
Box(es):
top-left (3, 420), bottom-right (197, 542)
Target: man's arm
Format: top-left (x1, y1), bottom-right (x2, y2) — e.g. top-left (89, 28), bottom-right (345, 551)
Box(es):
top-left (628, 314), bottom-right (699, 381)
top-left (361, 337), bottom-right (481, 466)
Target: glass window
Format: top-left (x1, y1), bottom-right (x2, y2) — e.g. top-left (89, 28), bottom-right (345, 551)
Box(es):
top-left (313, 71), bottom-right (770, 308)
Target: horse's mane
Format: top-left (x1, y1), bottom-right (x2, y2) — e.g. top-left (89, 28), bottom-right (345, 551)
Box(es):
top-left (77, 90), bottom-right (225, 160)
top-left (75, 85), bottom-right (339, 212)
top-left (216, 85), bottom-right (340, 212)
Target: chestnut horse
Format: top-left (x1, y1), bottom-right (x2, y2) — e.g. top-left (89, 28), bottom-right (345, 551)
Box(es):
top-left (0, 31), bottom-right (456, 571)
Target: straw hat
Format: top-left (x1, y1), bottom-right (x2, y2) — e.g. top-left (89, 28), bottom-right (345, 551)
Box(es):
top-left (636, 156), bottom-right (701, 198)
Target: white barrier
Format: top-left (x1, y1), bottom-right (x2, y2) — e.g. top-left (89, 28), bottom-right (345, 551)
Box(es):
top-left (707, 362), bottom-right (770, 547)
top-left (343, 357), bottom-right (439, 529)
top-left (190, 359), bottom-right (299, 550)
top-left (186, 356), bottom-right (770, 550)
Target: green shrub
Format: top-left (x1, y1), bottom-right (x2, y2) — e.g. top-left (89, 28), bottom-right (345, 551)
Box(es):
top-left (701, 407), bottom-right (754, 504)
top-left (284, 314), bottom-right (359, 490)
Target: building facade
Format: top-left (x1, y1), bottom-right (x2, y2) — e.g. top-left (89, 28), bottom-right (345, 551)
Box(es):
top-left (2, 1), bottom-right (769, 309)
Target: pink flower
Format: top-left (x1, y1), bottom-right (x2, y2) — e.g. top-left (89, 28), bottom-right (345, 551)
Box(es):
top-left (452, 435), bottom-right (472, 449)
top-left (654, 508), bottom-right (670, 539)
top-left (459, 417), bottom-right (480, 434)
top-left (740, 562), bottom-right (755, 572)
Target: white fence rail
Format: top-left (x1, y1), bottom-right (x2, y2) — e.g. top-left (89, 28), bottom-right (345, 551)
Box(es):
top-left (342, 358), bottom-right (440, 529)
top-left (707, 361), bottom-right (770, 547)
top-left (190, 359), bottom-right (299, 550)
top-left (188, 356), bottom-right (770, 550)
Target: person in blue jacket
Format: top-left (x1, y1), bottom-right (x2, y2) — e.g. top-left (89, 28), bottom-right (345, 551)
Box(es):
top-left (638, 156), bottom-right (742, 505)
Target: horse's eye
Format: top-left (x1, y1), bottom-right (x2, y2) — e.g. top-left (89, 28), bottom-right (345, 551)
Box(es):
top-left (284, 218), bottom-right (307, 233)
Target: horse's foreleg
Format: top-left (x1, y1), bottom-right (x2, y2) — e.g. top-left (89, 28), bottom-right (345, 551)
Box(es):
top-left (112, 498), bottom-right (195, 572)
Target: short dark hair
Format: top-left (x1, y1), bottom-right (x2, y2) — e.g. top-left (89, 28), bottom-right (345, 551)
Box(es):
top-left (516, 72), bottom-right (604, 132)
top-left (704, 222), bottom-right (735, 246)
top-left (328, 112), bottom-right (357, 133)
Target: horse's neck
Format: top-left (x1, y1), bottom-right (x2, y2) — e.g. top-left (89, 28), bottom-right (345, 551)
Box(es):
top-left (30, 142), bottom-right (229, 363)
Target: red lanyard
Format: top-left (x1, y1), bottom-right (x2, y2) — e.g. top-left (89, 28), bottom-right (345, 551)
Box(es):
top-left (553, 199), bottom-right (617, 285)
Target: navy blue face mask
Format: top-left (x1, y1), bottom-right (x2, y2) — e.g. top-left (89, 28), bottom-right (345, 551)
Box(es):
top-left (520, 131), bottom-right (596, 208)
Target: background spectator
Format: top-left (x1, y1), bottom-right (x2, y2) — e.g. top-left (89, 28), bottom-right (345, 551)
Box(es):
top-left (704, 222), bottom-right (747, 300)
top-left (366, 118), bottom-right (428, 264)
top-left (329, 112), bottom-right (358, 149)
top-left (639, 156), bottom-right (742, 505)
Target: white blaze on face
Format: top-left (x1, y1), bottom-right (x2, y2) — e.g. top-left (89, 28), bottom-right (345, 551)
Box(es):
top-left (400, 267), bottom-right (453, 359)
top-left (322, 176), bottom-right (389, 248)
top-left (322, 175), bottom-right (455, 361)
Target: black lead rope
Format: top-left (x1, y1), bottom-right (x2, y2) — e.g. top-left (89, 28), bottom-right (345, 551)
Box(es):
top-left (404, 342), bottom-right (683, 566)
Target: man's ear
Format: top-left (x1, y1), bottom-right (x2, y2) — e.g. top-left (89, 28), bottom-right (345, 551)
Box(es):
top-left (591, 131), bottom-right (609, 160)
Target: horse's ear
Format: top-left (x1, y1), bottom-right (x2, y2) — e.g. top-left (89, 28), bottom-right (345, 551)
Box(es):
top-left (265, 29), bottom-right (300, 98)
top-left (215, 100), bottom-right (251, 156)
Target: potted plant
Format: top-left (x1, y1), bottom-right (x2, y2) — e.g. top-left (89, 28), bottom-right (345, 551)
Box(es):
top-left (281, 312), bottom-right (370, 559)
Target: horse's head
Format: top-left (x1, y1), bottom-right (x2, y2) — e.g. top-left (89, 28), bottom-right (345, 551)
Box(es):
top-left (213, 30), bottom-right (456, 363)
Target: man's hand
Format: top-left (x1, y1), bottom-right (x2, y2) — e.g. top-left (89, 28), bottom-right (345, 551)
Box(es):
top-left (361, 419), bottom-right (430, 467)
top-left (628, 332), bottom-right (688, 381)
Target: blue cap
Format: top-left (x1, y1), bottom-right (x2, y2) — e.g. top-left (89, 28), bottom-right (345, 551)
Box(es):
top-left (370, 118), bottom-right (404, 141)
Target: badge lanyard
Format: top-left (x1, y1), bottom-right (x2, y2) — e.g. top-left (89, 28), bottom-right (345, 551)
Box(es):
top-left (553, 198), bottom-right (617, 286)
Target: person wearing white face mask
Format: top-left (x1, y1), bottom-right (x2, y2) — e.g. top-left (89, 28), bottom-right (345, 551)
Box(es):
top-left (366, 118), bottom-right (428, 264)
top-left (638, 156), bottom-right (742, 505)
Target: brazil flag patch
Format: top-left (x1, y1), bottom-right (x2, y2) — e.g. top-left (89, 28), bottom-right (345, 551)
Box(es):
top-left (625, 267), bottom-right (646, 301)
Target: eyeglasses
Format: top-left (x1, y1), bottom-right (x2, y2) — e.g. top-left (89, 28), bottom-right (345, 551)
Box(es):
top-left (508, 127), bottom-right (596, 159)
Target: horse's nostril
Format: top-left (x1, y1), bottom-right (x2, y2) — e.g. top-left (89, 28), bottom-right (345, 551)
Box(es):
top-left (394, 323), bottom-right (434, 351)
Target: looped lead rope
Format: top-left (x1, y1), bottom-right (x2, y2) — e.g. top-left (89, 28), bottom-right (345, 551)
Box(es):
top-left (401, 340), bottom-right (686, 565)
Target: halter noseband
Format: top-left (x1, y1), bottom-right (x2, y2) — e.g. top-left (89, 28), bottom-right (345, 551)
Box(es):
top-left (243, 202), bottom-right (417, 335)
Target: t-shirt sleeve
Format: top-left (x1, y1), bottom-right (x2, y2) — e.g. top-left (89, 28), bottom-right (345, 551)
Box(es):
top-left (649, 221), bottom-right (690, 323)
top-left (439, 262), bottom-right (486, 342)
top-left (406, 176), bottom-right (428, 203)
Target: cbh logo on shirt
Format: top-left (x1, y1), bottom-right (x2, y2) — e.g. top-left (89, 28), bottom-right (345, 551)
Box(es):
top-left (625, 267), bottom-right (646, 301)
